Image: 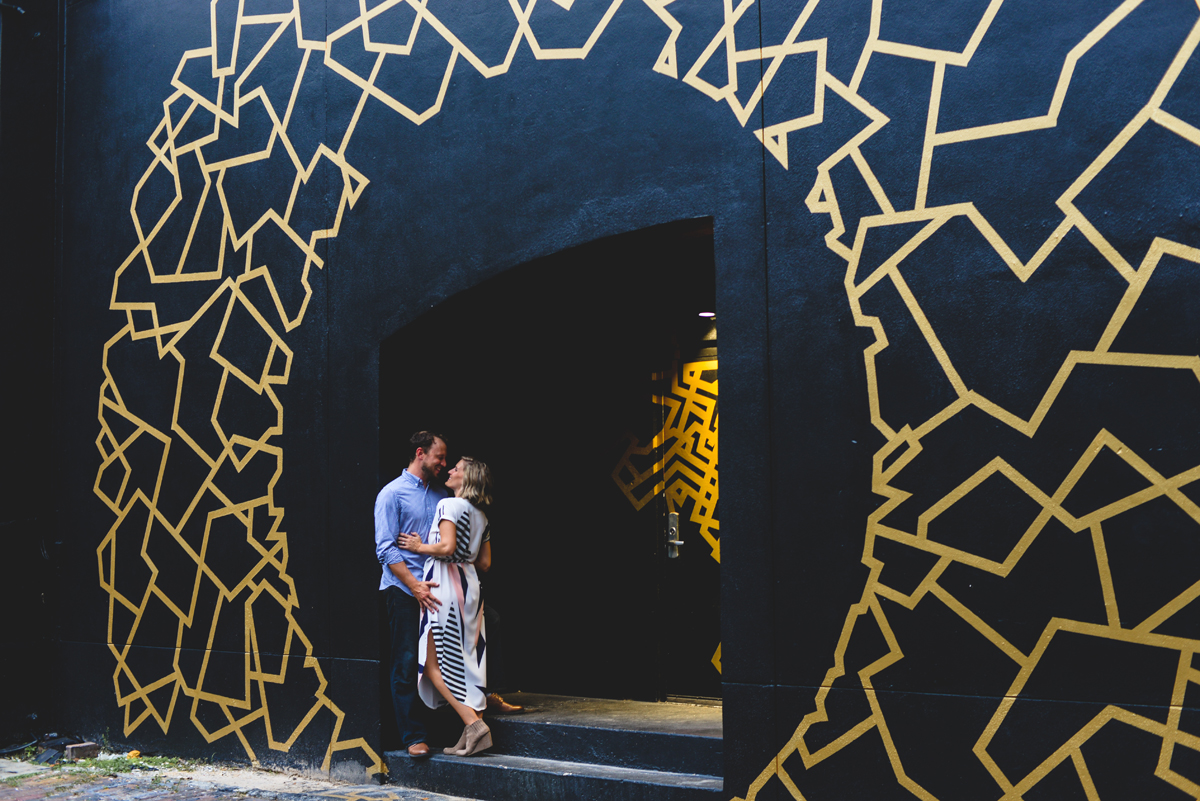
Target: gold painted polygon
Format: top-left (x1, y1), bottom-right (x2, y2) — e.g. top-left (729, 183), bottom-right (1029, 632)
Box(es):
top-left (98, 0), bottom-right (1200, 793)
top-left (613, 360), bottom-right (720, 562)
top-left (734, 3), bottom-right (1200, 800)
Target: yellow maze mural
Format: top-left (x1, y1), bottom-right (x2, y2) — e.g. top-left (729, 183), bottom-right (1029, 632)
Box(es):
top-left (612, 359), bottom-right (720, 675)
top-left (96, 0), bottom-right (1200, 795)
top-left (612, 360), bottom-right (720, 563)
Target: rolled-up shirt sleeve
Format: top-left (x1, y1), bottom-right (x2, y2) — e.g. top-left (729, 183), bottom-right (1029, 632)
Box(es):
top-left (374, 489), bottom-right (406, 566)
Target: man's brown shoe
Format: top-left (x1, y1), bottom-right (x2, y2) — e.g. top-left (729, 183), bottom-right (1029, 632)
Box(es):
top-left (486, 692), bottom-right (524, 714)
top-left (406, 742), bottom-right (432, 758)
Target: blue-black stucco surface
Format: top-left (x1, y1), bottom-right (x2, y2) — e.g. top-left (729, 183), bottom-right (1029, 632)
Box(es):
top-left (23, 0), bottom-right (1200, 798)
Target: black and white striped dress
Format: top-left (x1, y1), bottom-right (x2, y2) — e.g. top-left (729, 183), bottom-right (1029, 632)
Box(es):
top-left (416, 496), bottom-right (490, 711)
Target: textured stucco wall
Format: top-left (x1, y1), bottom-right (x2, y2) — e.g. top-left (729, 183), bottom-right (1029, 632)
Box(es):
top-left (38, 0), bottom-right (1200, 797)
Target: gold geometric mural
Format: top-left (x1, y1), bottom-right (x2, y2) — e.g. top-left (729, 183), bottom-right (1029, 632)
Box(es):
top-left (612, 359), bottom-right (720, 562)
top-left (96, 0), bottom-right (1200, 794)
top-left (733, 2), bottom-right (1200, 799)
top-left (612, 359), bottom-right (720, 676)
top-left (92, 0), bottom-right (696, 775)
top-left (97, 0), bottom-right (754, 771)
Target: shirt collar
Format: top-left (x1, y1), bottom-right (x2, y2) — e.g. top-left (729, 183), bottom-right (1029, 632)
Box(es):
top-left (402, 468), bottom-right (428, 488)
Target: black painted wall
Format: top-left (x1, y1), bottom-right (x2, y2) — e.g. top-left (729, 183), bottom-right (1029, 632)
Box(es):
top-left (9, 0), bottom-right (1200, 797)
top-left (0, 0), bottom-right (60, 745)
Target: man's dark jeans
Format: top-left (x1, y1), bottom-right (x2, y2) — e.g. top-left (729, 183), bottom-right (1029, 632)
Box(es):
top-left (385, 586), bottom-right (426, 747)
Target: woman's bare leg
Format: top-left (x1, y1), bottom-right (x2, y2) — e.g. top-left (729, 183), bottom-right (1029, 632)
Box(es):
top-left (425, 631), bottom-right (483, 727)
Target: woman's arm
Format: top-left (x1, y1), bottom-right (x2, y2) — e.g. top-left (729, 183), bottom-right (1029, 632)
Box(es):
top-left (396, 521), bottom-right (456, 558)
top-left (475, 541), bottom-right (491, 572)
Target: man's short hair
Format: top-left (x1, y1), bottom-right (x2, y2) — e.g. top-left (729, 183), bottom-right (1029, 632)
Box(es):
top-left (410, 430), bottom-right (444, 461)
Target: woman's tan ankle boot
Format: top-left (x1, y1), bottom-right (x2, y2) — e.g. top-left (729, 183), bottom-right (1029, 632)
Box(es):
top-left (459, 720), bottom-right (492, 756)
top-left (443, 726), bottom-right (470, 755)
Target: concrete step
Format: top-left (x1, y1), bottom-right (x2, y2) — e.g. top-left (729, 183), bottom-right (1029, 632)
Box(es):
top-left (385, 752), bottom-right (723, 801)
top-left (386, 694), bottom-right (724, 800)
top-left (479, 693), bottom-right (722, 775)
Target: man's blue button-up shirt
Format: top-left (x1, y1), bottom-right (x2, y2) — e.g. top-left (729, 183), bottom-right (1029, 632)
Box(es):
top-left (375, 469), bottom-right (449, 594)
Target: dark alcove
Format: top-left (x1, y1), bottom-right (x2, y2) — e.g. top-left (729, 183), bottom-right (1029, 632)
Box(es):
top-left (379, 217), bottom-right (719, 709)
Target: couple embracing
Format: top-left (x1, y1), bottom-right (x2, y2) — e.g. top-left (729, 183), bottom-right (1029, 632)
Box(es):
top-left (374, 431), bottom-right (502, 759)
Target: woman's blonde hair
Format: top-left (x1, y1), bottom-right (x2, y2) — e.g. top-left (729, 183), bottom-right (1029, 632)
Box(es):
top-left (458, 457), bottom-right (493, 508)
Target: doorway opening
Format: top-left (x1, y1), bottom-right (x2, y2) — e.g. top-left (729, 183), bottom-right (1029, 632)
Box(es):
top-left (379, 218), bottom-right (719, 707)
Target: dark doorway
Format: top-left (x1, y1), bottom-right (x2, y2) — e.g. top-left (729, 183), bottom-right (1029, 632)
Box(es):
top-left (379, 218), bottom-right (719, 703)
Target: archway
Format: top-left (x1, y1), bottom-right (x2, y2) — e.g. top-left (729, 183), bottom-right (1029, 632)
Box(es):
top-left (379, 217), bottom-right (720, 706)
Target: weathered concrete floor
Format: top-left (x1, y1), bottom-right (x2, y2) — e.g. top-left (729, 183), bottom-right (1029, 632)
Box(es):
top-left (0, 760), bottom-right (473, 801)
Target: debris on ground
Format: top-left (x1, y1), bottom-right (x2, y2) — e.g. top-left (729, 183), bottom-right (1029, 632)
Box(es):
top-left (0, 751), bottom-right (475, 801)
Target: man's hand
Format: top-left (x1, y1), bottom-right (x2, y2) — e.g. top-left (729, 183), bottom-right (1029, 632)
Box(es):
top-left (412, 581), bottom-right (442, 612)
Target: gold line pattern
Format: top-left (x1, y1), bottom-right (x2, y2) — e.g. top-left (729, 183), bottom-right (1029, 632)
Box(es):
top-left (734, 1), bottom-right (1200, 799)
top-left (612, 360), bottom-right (720, 562)
top-left (97, 0), bottom-right (1200, 792)
top-left (613, 359), bottom-right (720, 675)
top-left (96, 0), bottom-right (742, 772)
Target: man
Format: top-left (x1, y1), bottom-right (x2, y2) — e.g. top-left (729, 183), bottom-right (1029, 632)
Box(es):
top-left (375, 431), bottom-right (448, 758)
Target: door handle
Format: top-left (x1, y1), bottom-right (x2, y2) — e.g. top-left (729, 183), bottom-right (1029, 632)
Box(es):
top-left (666, 511), bottom-right (683, 558)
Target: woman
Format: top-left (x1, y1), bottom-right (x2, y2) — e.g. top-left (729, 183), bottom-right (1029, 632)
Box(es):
top-left (397, 457), bottom-right (494, 756)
